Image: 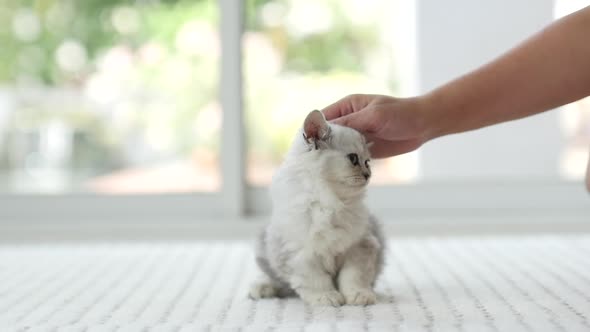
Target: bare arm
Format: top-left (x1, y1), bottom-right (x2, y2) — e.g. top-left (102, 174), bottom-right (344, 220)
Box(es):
top-left (422, 6), bottom-right (590, 140)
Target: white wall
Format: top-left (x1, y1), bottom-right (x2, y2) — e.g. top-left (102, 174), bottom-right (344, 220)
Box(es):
top-left (417, 0), bottom-right (564, 180)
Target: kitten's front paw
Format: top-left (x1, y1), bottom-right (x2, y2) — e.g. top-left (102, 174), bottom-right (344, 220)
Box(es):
top-left (301, 290), bottom-right (344, 307)
top-left (343, 288), bottom-right (377, 306)
top-left (249, 282), bottom-right (278, 299)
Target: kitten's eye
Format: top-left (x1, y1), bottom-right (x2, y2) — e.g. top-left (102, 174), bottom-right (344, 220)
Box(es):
top-left (347, 153), bottom-right (359, 165)
top-left (365, 160), bottom-right (370, 168)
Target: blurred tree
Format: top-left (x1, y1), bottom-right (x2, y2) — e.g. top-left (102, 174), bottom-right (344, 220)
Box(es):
top-left (0, 0), bottom-right (220, 180)
top-left (0, 0), bottom-right (215, 84)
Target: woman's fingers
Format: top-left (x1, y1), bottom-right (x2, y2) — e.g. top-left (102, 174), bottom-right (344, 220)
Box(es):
top-left (321, 94), bottom-right (375, 120)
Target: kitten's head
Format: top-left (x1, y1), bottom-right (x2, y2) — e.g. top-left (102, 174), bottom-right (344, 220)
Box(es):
top-left (301, 110), bottom-right (372, 189)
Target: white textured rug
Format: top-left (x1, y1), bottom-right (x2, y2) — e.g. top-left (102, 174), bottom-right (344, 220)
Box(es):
top-left (1, 236), bottom-right (589, 331)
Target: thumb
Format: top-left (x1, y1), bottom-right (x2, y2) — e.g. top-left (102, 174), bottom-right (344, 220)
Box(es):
top-left (330, 108), bottom-right (381, 134)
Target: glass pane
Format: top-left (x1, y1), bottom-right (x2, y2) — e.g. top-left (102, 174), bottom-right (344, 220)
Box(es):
top-left (554, 0), bottom-right (590, 180)
top-left (0, 0), bottom-right (220, 193)
top-left (244, 0), bottom-right (417, 187)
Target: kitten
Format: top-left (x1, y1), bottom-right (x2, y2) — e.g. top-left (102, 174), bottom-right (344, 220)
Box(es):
top-left (249, 110), bottom-right (385, 306)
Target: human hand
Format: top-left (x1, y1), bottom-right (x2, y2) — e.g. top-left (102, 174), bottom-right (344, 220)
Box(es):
top-left (322, 94), bottom-right (430, 158)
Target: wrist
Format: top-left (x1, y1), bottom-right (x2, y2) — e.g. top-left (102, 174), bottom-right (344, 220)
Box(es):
top-left (414, 92), bottom-right (447, 143)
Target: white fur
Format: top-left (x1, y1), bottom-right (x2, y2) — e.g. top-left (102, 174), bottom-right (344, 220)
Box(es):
top-left (250, 111), bottom-right (384, 306)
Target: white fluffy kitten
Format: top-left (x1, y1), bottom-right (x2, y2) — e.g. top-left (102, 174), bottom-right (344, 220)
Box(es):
top-left (249, 110), bottom-right (384, 306)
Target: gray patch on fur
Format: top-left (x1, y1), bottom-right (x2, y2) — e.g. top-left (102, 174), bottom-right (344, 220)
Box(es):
top-left (369, 214), bottom-right (386, 283)
top-left (254, 228), bottom-right (296, 297)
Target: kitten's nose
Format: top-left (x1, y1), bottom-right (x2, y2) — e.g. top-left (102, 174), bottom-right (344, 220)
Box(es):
top-left (363, 172), bottom-right (370, 180)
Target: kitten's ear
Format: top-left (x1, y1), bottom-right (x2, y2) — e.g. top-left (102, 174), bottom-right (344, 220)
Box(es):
top-left (303, 110), bottom-right (330, 147)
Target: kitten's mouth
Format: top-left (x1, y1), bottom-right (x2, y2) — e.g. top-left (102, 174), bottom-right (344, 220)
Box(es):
top-left (346, 175), bottom-right (370, 187)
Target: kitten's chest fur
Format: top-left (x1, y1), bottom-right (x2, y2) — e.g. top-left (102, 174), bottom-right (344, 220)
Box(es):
top-left (272, 155), bottom-right (370, 249)
top-left (307, 198), bottom-right (369, 266)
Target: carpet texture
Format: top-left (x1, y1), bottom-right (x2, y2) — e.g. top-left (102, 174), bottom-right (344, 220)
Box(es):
top-left (0, 236), bottom-right (589, 331)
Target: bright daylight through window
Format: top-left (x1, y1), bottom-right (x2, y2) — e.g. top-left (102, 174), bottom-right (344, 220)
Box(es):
top-left (0, 0), bottom-right (220, 194)
top-left (9, 1), bottom-right (585, 197)
top-left (244, 0), bottom-right (418, 187)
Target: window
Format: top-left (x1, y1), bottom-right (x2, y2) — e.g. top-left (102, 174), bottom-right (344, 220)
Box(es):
top-left (0, 0), bottom-right (220, 194)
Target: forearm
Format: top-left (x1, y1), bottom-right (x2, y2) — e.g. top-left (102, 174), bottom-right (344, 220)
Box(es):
top-left (422, 6), bottom-right (590, 140)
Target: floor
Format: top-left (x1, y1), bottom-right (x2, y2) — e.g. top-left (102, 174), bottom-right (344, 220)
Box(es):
top-left (1, 235), bottom-right (589, 331)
